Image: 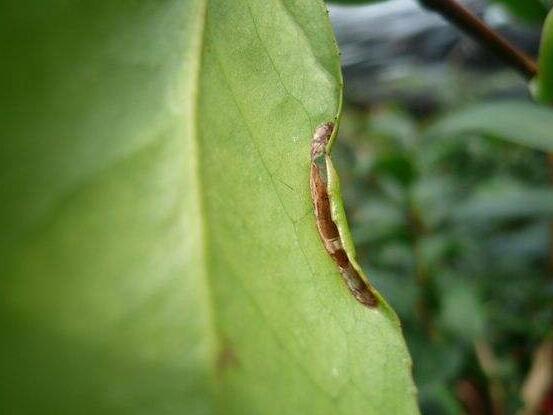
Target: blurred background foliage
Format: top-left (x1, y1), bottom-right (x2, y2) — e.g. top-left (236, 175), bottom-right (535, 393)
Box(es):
top-left (329, 0), bottom-right (553, 413)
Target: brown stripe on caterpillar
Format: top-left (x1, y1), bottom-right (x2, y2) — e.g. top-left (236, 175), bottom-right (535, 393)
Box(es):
top-left (310, 122), bottom-right (378, 308)
top-left (340, 263), bottom-right (378, 308)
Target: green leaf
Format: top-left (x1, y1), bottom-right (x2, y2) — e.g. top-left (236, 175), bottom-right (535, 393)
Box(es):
top-left (424, 100), bottom-right (553, 152)
top-left (537, 9), bottom-right (553, 103)
top-left (0, 1), bottom-right (418, 414)
top-left (452, 181), bottom-right (553, 223)
top-left (437, 275), bottom-right (485, 343)
top-left (491, 0), bottom-right (549, 23)
top-left (411, 175), bottom-right (460, 229)
top-left (368, 110), bottom-right (418, 152)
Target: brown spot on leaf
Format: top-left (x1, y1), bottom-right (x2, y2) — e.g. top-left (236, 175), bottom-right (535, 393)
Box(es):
top-left (216, 341), bottom-right (239, 376)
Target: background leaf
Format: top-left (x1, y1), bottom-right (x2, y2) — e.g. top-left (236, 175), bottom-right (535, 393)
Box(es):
top-left (538, 9), bottom-right (553, 103)
top-left (424, 101), bottom-right (553, 152)
top-left (491, 0), bottom-right (549, 23)
top-left (0, 1), bottom-right (418, 414)
top-left (452, 182), bottom-right (553, 223)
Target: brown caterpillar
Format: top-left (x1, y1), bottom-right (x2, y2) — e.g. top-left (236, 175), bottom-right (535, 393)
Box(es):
top-left (310, 122), bottom-right (378, 308)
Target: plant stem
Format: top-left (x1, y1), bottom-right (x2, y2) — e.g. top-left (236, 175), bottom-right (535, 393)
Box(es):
top-left (419, 0), bottom-right (538, 79)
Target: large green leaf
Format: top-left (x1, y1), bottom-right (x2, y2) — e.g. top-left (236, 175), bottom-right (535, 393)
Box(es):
top-left (423, 100), bottom-right (553, 152)
top-left (0, 1), bottom-right (418, 414)
top-left (537, 9), bottom-right (553, 103)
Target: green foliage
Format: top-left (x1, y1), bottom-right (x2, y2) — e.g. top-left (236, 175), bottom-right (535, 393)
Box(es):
top-left (491, 0), bottom-right (549, 23)
top-left (335, 100), bottom-right (553, 413)
top-left (424, 101), bottom-right (553, 153)
top-left (0, 1), bottom-right (418, 414)
top-left (538, 9), bottom-right (553, 103)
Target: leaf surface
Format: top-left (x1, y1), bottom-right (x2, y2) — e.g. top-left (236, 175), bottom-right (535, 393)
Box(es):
top-left (0, 1), bottom-right (418, 414)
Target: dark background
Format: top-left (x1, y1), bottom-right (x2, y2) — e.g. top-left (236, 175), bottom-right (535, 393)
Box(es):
top-left (328, 1), bottom-right (553, 413)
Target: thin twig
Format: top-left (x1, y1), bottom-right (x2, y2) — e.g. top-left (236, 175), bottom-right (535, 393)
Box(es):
top-left (419, 0), bottom-right (538, 79)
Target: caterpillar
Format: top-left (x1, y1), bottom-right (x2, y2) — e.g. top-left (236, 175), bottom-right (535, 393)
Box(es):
top-left (310, 122), bottom-right (378, 308)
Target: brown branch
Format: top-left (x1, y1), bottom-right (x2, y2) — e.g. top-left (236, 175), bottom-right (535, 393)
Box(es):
top-left (419, 0), bottom-right (538, 79)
